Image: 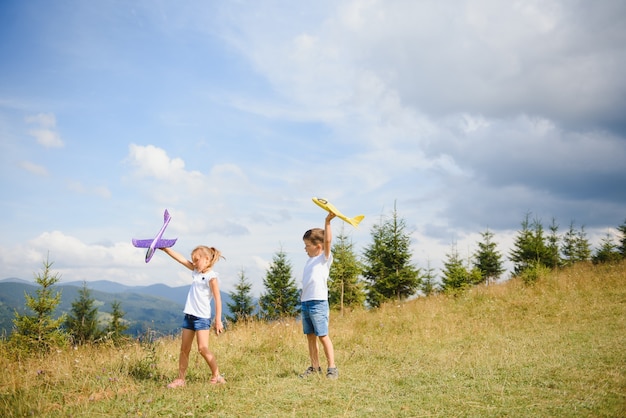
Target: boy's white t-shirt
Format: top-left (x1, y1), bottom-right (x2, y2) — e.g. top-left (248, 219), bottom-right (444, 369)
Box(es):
top-left (183, 270), bottom-right (217, 319)
top-left (301, 253), bottom-right (333, 301)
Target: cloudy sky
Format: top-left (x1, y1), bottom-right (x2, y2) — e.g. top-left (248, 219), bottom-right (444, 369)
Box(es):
top-left (1, 0), bottom-right (625, 297)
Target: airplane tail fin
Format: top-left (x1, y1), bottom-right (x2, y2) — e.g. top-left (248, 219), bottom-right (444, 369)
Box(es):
top-left (348, 215), bottom-right (365, 227)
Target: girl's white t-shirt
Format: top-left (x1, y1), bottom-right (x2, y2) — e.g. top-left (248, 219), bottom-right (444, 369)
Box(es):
top-left (301, 253), bottom-right (333, 301)
top-left (183, 270), bottom-right (217, 319)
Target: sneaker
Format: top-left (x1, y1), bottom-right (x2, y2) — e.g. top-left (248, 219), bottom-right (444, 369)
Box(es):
top-left (299, 366), bottom-right (322, 378)
top-left (326, 367), bottom-right (338, 379)
top-left (166, 378), bottom-right (185, 388)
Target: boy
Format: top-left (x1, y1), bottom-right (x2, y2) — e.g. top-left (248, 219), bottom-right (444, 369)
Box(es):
top-left (299, 212), bottom-right (338, 379)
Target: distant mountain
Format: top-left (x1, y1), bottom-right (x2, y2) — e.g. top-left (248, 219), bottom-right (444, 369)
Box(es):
top-left (62, 280), bottom-right (192, 305)
top-left (0, 278), bottom-right (238, 338)
top-left (0, 277), bottom-right (31, 285)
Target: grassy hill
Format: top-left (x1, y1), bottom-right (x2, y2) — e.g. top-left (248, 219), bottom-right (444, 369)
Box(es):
top-left (1, 261), bottom-right (624, 417)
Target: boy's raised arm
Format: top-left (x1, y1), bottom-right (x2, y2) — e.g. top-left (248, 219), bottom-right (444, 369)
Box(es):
top-left (324, 212), bottom-right (336, 259)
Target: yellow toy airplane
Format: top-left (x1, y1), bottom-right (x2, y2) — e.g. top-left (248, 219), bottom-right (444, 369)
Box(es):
top-left (312, 197), bottom-right (365, 228)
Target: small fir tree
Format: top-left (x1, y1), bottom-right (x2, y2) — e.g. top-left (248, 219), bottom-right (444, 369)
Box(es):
top-left (509, 213), bottom-right (551, 275)
top-left (575, 225), bottom-right (592, 262)
top-left (104, 300), bottom-right (129, 343)
top-left (561, 220), bottom-right (579, 266)
top-left (441, 244), bottom-right (482, 293)
top-left (329, 230), bottom-right (365, 313)
top-left (510, 213), bottom-right (534, 274)
top-left (617, 219), bottom-right (626, 258)
top-left (259, 248), bottom-right (300, 320)
top-left (10, 257), bottom-right (68, 353)
top-left (65, 281), bottom-right (100, 345)
top-left (592, 232), bottom-right (622, 264)
top-left (545, 218), bottom-right (561, 268)
top-left (441, 244), bottom-right (469, 293)
top-left (226, 269), bottom-right (255, 323)
top-left (473, 229), bottom-right (505, 284)
top-left (419, 260), bottom-right (439, 296)
top-left (362, 203), bottom-right (420, 308)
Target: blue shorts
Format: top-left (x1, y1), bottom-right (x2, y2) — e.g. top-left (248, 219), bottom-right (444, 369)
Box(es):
top-left (301, 300), bottom-right (329, 336)
top-left (182, 314), bottom-right (212, 331)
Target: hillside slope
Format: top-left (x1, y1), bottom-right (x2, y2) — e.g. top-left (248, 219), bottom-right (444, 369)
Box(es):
top-left (1, 261), bottom-right (624, 416)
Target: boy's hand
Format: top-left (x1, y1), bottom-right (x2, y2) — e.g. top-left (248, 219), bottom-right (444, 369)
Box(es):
top-left (326, 212), bottom-right (336, 222)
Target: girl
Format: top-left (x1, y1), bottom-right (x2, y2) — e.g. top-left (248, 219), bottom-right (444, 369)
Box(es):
top-left (161, 245), bottom-right (226, 387)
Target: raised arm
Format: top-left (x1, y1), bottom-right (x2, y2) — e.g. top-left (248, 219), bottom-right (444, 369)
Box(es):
top-left (161, 247), bottom-right (194, 270)
top-left (324, 212), bottom-right (336, 259)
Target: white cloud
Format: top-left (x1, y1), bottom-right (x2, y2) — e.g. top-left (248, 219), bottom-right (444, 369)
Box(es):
top-left (66, 180), bottom-right (112, 198)
top-left (19, 161), bottom-right (49, 176)
top-left (127, 143), bottom-right (202, 182)
top-left (28, 129), bottom-right (64, 148)
top-left (25, 113), bottom-right (56, 128)
top-left (25, 113), bottom-right (64, 148)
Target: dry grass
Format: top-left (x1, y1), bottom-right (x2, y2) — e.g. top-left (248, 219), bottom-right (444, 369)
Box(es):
top-left (1, 261), bottom-right (625, 417)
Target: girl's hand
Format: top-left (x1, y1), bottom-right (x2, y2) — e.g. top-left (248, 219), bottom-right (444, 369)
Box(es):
top-left (215, 320), bottom-right (224, 335)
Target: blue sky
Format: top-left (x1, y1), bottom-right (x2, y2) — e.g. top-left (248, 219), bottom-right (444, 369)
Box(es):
top-left (1, 1), bottom-right (625, 297)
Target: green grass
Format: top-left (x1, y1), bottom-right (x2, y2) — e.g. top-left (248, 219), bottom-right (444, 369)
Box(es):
top-left (1, 262), bottom-right (625, 417)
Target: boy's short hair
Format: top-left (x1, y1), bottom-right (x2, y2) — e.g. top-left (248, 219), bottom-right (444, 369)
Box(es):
top-left (303, 228), bottom-right (324, 245)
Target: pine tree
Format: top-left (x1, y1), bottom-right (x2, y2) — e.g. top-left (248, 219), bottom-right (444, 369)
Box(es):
top-left (441, 244), bottom-right (470, 293)
top-left (473, 229), bottom-right (505, 284)
top-left (104, 300), bottom-right (129, 343)
top-left (510, 213), bottom-right (533, 274)
top-left (362, 203), bottom-right (420, 308)
top-left (259, 248), bottom-right (299, 320)
top-left (561, 220), bottom-right (578, 266)
top-left (617, 219), bottom-right (626, 258)
top-left (509, 213), bottom-right (551, 275)
top-left (419, 260), bottom-right (439, 296)
top-left (10, 257), bottom-right (68, 353)
top-left (592, 232), bottom-right (622, 264)
top-left (329, 230), bottom-right (365, 313)
top-left (574, 225), bottom-right (592, 262)
top-left (65, 281), bottom-right (100, 345)
top-left (562, 221), bottom-right (592, 264)
top-left (226, 269), bottom-right (256, 323)
top-left (545, 218), bottom-right (561, 268)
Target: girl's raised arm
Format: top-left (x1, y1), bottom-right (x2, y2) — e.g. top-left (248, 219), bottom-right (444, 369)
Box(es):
top-left (161, 247), bottom-right (194, 270)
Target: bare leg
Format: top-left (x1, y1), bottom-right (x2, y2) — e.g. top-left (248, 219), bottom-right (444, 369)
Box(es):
top-left (319, 335), bottom-right (335, 368)
top-left (195, 329), bottom-right (219, 378)
top-left (176, 328), bottom-right (196, 380)
top-left (306, 333), bottom-right (320, 368)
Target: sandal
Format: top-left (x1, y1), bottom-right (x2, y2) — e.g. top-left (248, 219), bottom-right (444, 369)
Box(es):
top-left (210, 375), bottom-right (226, 385)
top-left (166, 378), bottom-right (185, 389)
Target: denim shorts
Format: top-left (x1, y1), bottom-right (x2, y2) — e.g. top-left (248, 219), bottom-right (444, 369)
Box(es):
top-left (301, 300), bottom-right (329, 336)
top-left (182, 314), bottom-right (212, 331)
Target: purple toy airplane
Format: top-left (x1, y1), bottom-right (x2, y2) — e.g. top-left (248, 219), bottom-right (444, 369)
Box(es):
top-left (132, 209), bottom-right (178, 263)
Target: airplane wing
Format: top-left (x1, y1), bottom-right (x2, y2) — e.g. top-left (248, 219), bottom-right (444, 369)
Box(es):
top-left (312, 197), bottom-right (365, 227)
top-left (132, 239), bottom-right (153, 248)
top-left (132, 238), bottom-right (177, 248)
top-left (153, 238), bottom-right (177, 248)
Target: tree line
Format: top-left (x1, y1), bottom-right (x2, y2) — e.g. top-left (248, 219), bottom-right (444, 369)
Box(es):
top-left (5, 207), bottom-right (625, 354)
top-left (227, 209), bottom-right (626, 322)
